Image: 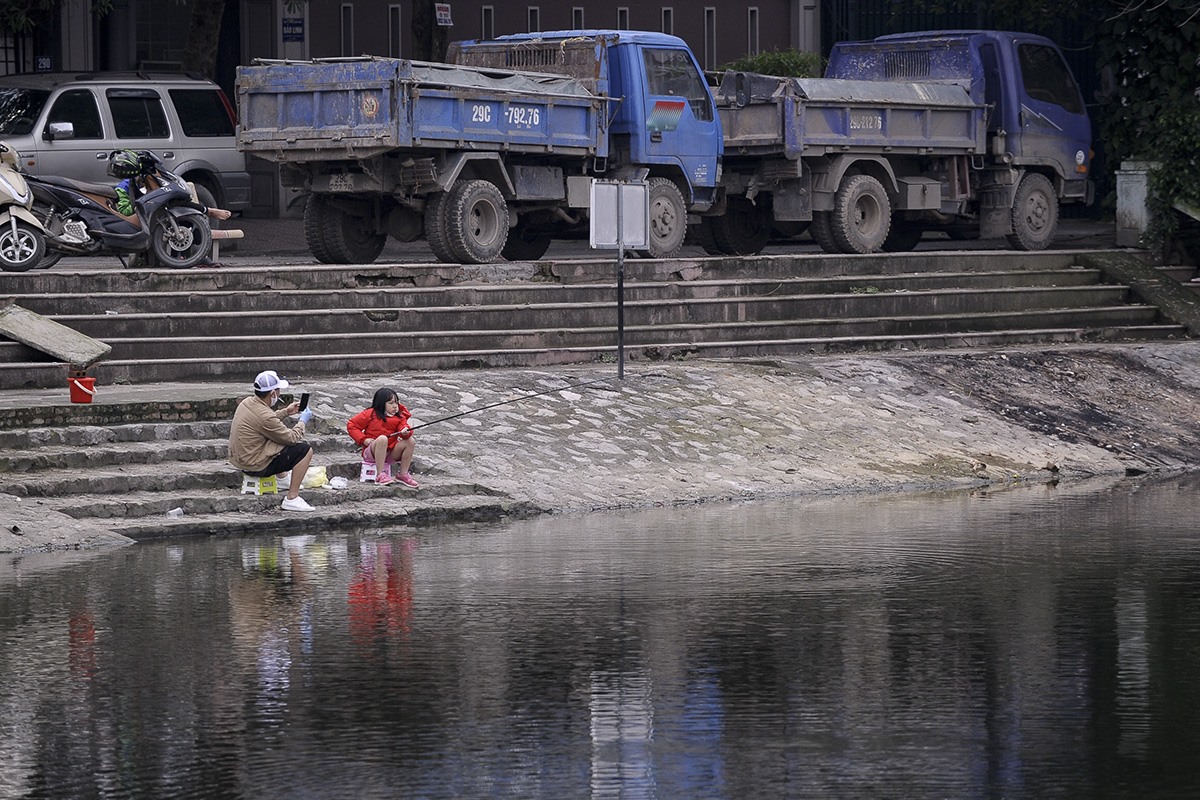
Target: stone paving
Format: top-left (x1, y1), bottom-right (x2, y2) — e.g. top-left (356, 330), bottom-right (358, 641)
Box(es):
top-left (6, 337), bottom-right (1200, 555)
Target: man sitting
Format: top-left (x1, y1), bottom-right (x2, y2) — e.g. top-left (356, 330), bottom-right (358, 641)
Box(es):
top-left (228, 370), bottom-right (317, 512)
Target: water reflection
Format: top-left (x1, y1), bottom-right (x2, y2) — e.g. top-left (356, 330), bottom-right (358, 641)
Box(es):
top-left (2, 476), bottom-right (1200, 798)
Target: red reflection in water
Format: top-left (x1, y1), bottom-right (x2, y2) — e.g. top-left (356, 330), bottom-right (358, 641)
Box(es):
top-left (68, 607), bottom-right (97, 678)
top-left (348, 538), bottom-right (416, 646)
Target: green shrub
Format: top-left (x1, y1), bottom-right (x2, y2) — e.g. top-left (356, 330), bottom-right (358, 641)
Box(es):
top-left (1145, 98), bottom-right (1200, 248)
top-left (718, 50), bottom-right (823, 78)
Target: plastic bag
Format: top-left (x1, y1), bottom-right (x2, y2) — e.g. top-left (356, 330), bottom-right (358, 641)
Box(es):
top-left (301, 465), bottom-right (328, 489)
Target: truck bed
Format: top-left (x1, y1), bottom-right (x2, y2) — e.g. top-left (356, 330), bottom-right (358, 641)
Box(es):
top-left (237, 57), bottom-right (608, 163)
top-left (715, 72), bottom-right (984, 159)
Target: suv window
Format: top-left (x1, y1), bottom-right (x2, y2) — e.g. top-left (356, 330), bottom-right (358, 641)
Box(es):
top-left (1018, 43), bottom-right (1083, 115)
top-left (48, 89), bottom-right (104, 139)
top-left (0, 88), bottom-right (50, 136)
top-left (107, 88), bottom-right (170, 138)
top-left (169, 89), bottom-right (235, 137)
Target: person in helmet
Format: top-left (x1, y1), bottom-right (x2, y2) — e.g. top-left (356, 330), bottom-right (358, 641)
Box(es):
top-left (108, 149), bottom-right (232, 222)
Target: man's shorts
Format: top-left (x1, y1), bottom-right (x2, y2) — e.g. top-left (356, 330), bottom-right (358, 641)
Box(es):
top-left (244, 442), bottom-right (312, 477)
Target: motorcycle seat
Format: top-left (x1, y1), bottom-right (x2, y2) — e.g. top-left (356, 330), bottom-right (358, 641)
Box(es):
top-left (35, 175), bottom-right (119, 199)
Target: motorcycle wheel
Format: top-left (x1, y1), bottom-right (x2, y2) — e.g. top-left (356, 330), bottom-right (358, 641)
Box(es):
top-left (0, 220), bottom-right (46, 272)
top-left (150, 210), bottom-right (211, 269)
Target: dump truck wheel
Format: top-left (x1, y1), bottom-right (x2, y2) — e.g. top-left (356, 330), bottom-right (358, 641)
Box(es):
top-left (831, 174), bottom-right (891, 254)
top-left (710, 196), bottom-right (771, 255)
top-left (445, 180), bottom-right (509, 264)
top-left (424, 192), bottom-right (457, 263)
top-left (638, 177), bottom-right (687, 259)
top-left (692, 219), bottom-right (724, 255)
top-left (304, 194), bottom-right (337, 263)
top-left (501, 219), bottom-right (551, 261)
top-left (1006, 173), bottom-right (1058, 251)
top-left (881, 223), bottom-right (923, 252)
top-left (324, 204), bottom-right (386, 264)
top-left (810, 211), bottom-right (839, 254)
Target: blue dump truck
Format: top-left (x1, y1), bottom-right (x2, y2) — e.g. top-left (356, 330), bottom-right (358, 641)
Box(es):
top-left (236, 29), bottom-right (1091, 263)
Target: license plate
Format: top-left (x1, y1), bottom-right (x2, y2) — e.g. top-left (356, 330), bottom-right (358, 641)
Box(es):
top-left (328, 173), bottom-right (353, 192)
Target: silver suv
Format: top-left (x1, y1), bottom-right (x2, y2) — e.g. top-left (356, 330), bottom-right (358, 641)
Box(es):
top-left (0, 71), bottom-right (250, 211)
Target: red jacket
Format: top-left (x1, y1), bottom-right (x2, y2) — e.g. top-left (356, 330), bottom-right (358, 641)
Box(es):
top-left (346, 405), bottom-right (412, 447)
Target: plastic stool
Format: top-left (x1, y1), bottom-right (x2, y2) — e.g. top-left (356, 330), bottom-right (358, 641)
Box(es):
top-left (359, 462), bottom-right (391, 483)
top-left (241, 474), bottom-right (278, 495)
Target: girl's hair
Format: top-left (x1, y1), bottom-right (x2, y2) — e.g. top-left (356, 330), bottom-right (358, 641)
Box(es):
top-left (371, 387), bottom-right (399, 420)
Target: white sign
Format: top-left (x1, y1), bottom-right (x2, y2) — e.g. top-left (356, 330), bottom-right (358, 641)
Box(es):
top-left (435, 3), bottom-right (453, 26)
top-left (589, 180), bottom-right (649, 250)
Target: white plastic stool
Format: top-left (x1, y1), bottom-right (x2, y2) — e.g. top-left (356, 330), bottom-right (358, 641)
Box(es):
top-left (359, 462), bottom-right (391, 483)
top-left (241, 474), bottom-right (278, 495)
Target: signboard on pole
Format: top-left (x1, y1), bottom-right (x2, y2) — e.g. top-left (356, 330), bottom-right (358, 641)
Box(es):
top-left (589, 180), bottom-right (649, 250)
top-left (435, 3), bottom-right (453, 26)
top-left (589, 179), bottom-right (649, 380)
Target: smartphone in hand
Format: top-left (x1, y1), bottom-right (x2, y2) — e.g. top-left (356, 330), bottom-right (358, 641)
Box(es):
top-left (299, 392), bottom-right (310, 411)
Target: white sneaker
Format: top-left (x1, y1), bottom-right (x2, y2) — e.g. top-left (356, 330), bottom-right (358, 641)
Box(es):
top-left (276, 471), bottom-right (291, 484)
top-left (281, 496), bottom-right (316, 512)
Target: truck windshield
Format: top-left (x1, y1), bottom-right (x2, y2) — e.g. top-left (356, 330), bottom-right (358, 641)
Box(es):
top-left (643, 48), bottom-right (713, 122)
top-left (1018, 44), bottom-right (1083, 115)
top-left (0, 88), bottom-right (50, 136)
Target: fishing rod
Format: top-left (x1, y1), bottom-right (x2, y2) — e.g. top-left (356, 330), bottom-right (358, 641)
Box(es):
top-left (407, 375), bottom-right (616, 432)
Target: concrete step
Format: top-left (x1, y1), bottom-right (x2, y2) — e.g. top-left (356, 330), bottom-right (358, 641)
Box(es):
top-left (1, 323), bottom-right (1186, 390)
top-left (9, 269), bottom-right (1107, 316)
top-left (26, 285), bottom-right (1137, 339)
top-left (53, 304), bottom-right (1166, 362)
top-left (0, 251), bottom-right (1087, 293)
top-left (112, 492), bottom-right (541, 541)
top-left (0, 419), bottom-right (229, 450)
top-left (35, 477), bottom-right (498, 521)
top-left (2, 429), bottom-right (354, 473)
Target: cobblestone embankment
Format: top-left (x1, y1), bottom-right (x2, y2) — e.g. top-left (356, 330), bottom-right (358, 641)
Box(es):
top-left (4, 341), bottom-right (1200, 555)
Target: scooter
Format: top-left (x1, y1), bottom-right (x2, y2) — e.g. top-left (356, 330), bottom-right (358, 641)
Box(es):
top-left (0, 141), bottom-right (47, 272)
top-left (30, 149), bottom-right (212, 270)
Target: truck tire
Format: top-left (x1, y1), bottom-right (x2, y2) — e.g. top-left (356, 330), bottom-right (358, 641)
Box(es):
top-left (881, 223), bottom-right (923, 252)
top-left (304, 194), bottom-right (336, 263)
top-left (502, 219), bottom-right (552, 261)
top-left (424, 192), bottom-right (457, 263)
top-left (692, 220), bottom-right (724, 255)
top-left (710, 197), bottom-right (771, 255)
top-left (1006, 173), bottom-right (1058, 251)
top-left (831, 174), bottom-right (891, 254)
top-left (638, 177), bottom-right (687, 259)
top-left (328, 205), bottom-right (387, 264)
top-left (445, 179), bottom-right (509, 264)
top-left (810, 211), bottom-right (839, 254)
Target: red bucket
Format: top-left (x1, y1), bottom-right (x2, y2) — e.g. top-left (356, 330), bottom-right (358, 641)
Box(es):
top-left (69, 376), bottom-right (96, 403)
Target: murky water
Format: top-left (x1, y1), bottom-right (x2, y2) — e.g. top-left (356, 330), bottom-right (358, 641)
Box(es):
top-left (3, 476), bottom-right (1200, 799)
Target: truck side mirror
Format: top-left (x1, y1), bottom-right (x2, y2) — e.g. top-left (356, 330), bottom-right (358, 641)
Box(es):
top-left (43, 121), bottom-right (75, 142)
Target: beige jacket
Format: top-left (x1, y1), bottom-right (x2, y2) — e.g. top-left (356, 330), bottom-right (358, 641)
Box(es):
top-left (228, 395), bottom-right (305, 471)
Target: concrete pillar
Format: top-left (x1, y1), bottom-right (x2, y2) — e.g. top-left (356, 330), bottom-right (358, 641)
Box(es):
top-left (1115, 160), bottom-right (1160, 248)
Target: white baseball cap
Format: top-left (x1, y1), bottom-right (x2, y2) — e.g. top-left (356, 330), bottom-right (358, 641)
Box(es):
top-left (253, 370), bottom-right (290, 392)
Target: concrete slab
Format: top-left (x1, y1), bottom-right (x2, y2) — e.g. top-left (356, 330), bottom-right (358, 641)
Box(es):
top-left (0, 302), bottom-right (112, 367)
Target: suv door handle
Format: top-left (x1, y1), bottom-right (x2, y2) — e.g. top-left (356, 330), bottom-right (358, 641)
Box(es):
top-left (162, 152), bottom-right (175, 159)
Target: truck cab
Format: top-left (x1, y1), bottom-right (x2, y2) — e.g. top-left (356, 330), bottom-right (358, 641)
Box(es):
top-left (826, 31), bottom-right (1092, 245)
top-left (451, 29), bottom-right (723, 258)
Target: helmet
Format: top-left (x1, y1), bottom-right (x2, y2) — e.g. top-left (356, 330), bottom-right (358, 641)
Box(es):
top-left (0, 142), bottom-right (17, 168)
top-left (107, 149), bottom-right (141, 179)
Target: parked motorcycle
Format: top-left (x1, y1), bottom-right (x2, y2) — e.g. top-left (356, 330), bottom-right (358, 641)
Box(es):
top-left (0, 140), bottom-right (47, 272)
top-left (30, 149), bottom-right (212, 270)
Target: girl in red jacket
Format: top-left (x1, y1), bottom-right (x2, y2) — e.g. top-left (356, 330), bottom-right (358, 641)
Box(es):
top-left (346, 387), bottom-right (419, 488)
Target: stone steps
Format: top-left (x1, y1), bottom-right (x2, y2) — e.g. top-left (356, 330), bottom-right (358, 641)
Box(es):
top-left (0, 250), bottom-right (1190, 388)
top-left (9, 268), bottom-right (1106, 316)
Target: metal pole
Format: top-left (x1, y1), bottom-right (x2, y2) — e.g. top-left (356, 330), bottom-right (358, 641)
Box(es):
top-left (616, 183), bottom-right (625, 380)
